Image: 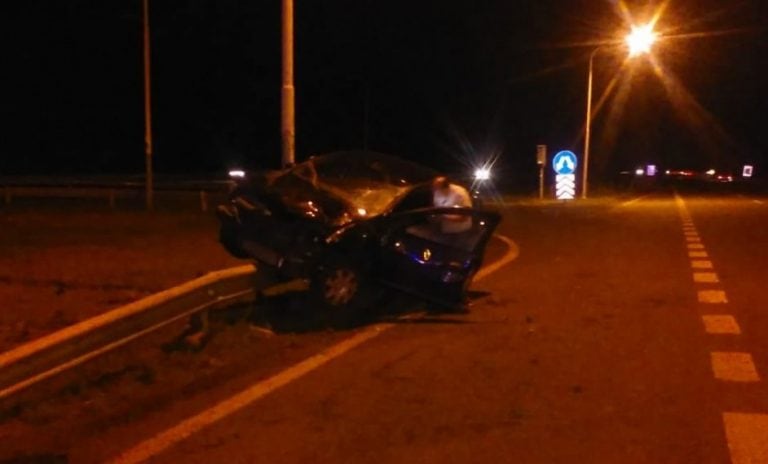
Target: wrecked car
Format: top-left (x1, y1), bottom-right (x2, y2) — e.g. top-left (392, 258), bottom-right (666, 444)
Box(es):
top-left (216, 151), bottom-right (501, 325)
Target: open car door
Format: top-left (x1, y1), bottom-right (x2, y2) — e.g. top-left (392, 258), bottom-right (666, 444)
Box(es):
top-left (376, 207), bottom-right (501, 307)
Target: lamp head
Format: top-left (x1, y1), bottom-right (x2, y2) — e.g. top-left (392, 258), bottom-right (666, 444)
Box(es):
top-left (626, 23), bottom-right (657, 57)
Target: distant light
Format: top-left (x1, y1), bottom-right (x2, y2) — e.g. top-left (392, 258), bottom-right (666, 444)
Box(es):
top-left (646, 165), bottom-right (657, 176)
top-left (357, 208), bottom-right (367, 216)
top-left (635, 168), bottom-right (645, 176)
top-left (706, 169), bottom-right (716, 176)
top-left (743, 165), bottom-right (754, 178)
top-left (229, 169), bottom-right (246, 179)
top-left (474, 167), bottom-right (491, 181)
top-left (716, 174), bottom-right (733, 183)
top-left (665, 170), bottom-right (671, 175)
top-left (627, 23), bottom-right (657, 57)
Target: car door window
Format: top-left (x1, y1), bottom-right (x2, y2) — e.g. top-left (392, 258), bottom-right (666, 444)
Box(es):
top-left (391, 186), bottom-right (434, 213)
top-left (404, 213), bottom-right (485, 252)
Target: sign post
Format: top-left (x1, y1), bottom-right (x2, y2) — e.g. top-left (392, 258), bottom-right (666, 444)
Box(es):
top-left (536, 145), bottom-right (547, 200)
top-left (552, 150), bottom-right (578, 200)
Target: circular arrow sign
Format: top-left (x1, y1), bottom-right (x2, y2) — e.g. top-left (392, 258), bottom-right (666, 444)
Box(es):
top-left (552, 150), bottom-right (578, 175)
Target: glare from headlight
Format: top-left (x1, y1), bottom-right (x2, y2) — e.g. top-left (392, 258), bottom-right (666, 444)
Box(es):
top-left (635, 168), bottom-right (645, 176)
top-left (357, 208), bottom-right (367, 216)
top-left (474, 167), bottom-right (491, 181)
top-left (229, 170), bottom-right (246, 179)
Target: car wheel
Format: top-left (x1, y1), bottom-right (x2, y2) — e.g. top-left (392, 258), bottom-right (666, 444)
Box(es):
top-left (312, 260), bottom-right (374, 328)
top-left (321, 266), bottom-right (359, 306)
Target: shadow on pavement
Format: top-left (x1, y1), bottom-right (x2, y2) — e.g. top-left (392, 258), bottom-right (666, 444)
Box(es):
top-left (164, 287), bottom-right (494, 352)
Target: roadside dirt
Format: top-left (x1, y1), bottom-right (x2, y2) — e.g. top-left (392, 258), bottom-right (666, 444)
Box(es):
top-left (0, 208), bottom-right (242, 351)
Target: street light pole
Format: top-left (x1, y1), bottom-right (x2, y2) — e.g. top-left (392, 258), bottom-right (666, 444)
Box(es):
top-left (582, 25), bottom-right (657, 199)
top-left (281, 0), bottom-right (295, 168)
top-left (142, 0), bottom-right (154, 211)
top-left (582, 47), bottom-right (600, 200)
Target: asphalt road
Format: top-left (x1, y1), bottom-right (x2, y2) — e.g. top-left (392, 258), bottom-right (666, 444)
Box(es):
top-left (4, 192), bottom-right (768, 463)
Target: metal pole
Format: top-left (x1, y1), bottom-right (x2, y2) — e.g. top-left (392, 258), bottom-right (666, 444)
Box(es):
top-left (538, 165), bottom-right (544, 200)
top-left (582, 48), bottom-right (599, 200)
top-left (281, 0), bottom-right (295, 168)
top-left (142, 0), bottom-right (154, 211)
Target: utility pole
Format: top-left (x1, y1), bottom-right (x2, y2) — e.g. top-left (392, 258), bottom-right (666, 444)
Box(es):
top-left (142, 0), bottom-right (154, 210)
top-left (582, 47), bottom-right (598, 200)
top-left (281, 0), bottom-right (295, 167)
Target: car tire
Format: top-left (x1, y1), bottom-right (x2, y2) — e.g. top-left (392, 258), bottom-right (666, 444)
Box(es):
top-left (311, 258), bottom-right (376, 329)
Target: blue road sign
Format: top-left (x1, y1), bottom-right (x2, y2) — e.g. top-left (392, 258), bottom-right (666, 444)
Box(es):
top-left (552, 150), bottom-right (578, 175)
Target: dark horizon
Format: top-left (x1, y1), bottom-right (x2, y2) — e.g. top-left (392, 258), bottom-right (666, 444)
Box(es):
top-left (5, 0), bottom-right (767, 190)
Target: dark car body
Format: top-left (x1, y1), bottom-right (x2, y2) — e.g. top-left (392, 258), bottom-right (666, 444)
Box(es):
top-left (217, 151), bottom-right (501, 321)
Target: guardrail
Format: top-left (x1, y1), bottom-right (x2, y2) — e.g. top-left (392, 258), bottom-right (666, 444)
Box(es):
top-left (2, 185), bottom-right (225, 211)
top-left (0, 265), bottom-right (266, 402)
top-left (1, 178), bottom-right (234, 211)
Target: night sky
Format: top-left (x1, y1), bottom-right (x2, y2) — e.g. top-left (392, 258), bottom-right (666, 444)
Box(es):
top-left (5, 0), bottom-right (767, 190)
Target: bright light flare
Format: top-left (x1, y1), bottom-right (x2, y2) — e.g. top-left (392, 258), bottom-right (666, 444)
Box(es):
top-left (626, 24), bottom-right (657, 57)
top-left (228, 169), bottom-right (246, 179)
top-left (474, 167), bottom-right (491, 181)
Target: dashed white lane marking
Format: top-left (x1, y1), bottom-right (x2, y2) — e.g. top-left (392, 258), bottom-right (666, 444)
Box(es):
top-left (702, 315), bottom-right (741, 334)
top-left (686, 236), bottom-right (702, 242)
top-left (692, 260), bottom-right (714, 269)
top-left (677, 194), bottom-right (768, 463)
top-left (693, 272), bottom-right (719, 283)
top-left (752, 199), bottom-right (764, 205)
top-left (711, 352), bottom-right (761, 382)
top-left (723, 412), bottom-right (768, 464)
top-left (698, 290), bottom-right (728, 304)
top-left (109, 234), bottom-right (520, 464)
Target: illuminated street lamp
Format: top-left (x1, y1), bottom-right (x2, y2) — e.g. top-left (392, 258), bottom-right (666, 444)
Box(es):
top-left (581, 23), bottom-right (657, 199)
top-left (627, 24), bottom-right (658, 57)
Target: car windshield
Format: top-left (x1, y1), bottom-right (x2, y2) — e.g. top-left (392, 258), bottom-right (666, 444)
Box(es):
top-left (286, 151), bottom-right (438, 217)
